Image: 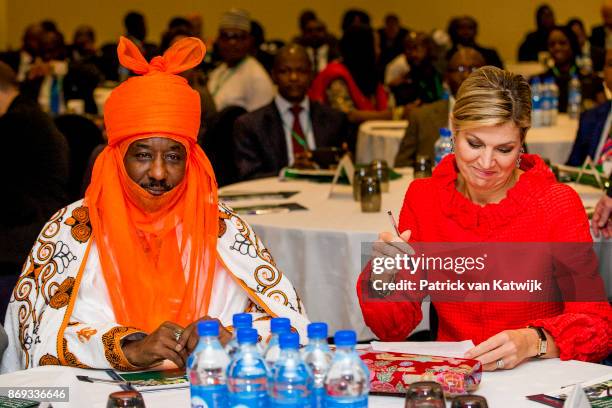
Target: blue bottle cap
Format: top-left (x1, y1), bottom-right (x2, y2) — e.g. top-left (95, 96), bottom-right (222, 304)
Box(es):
top-left (439, 128), bottom-right (452, 137)
top-left (270, 317), bottom-right (290, 334)
top-left (197, 320), bottom-right (219, 337)
top-left (237, 328), bottom-right (258, 345)
top-left (233, 313), bottom-right (253, 329)
top-left (334, 330), bottom-right (357, 346)
top-left (307, 322), bottom-right (328, 340)
top-left (279, 332), bottom-right (300, 349)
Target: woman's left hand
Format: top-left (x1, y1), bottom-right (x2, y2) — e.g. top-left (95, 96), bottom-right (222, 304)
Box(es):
top-left (463, 329), bottom-right (538, 371)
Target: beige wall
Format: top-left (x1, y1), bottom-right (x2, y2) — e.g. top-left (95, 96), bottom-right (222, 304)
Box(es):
top-left (4, 0), bottom-right (605, 63)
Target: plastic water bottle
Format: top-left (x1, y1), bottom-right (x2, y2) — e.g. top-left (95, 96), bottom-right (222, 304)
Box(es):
top-left (541, 78), bottom-right (553, 126)
top-left (187, 320), bottom-right (230, 408)
top-left (227, 328), bottom-right (269, 407)
top-left (264, 317), bottom-right (291, 369)
top-left (568, 75), bottom-right (582, 119)
top-left (434, 128), bottom-right (453, 166)
top-left (324, 330), bottom-right (369, 408)
top-left (226, 313), bottom-right (253, 358)
top-left (269, 332), bottom-right (313, 407)
top-left (549, 78), bottom-right (559, 125)
top-left (302, 323), bottom-right (332, 408)
top-left (531, 77), bottom-right (543, 128)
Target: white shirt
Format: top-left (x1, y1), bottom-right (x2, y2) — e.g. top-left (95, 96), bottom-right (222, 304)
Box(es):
top-left (208, 56), bottom-right (275, 112)
top-left (306, 44), bottom-right (330, 73)
top-left (274, 95), bottom-right (315, 165)
top-left (384, 54), bottom-right (410, 85)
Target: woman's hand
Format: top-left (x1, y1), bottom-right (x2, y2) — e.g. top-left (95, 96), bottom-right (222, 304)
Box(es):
top-left (592, 195), bottom-right (612, 238)
top-left (175, 316), bottom-right (233, 355)
top-left (122, 321), bottom-right (188, 369)
top-left (369, 230), bottom-right (413, 295)
top-left (464, 328), bottom-right (556, 371)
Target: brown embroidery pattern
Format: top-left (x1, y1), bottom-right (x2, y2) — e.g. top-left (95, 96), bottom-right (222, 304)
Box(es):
top-left (64, 206), bottom-right (92, 243)
top-left (76, 327), bottom-right (97, 343)
top-left (49, 277), bottom-right (75, 309)
top-left (218, 211), bottom-right (231, 238)
top-left (39, 354), bottom-right (61, 366)
top-left (102, 327), bottom-right (141, 371)
top-left (62, 338), bottom-right (90, 368)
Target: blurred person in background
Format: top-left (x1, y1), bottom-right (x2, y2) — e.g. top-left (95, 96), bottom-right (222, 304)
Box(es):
top-left (589, 1), bottom-right (612, 71)
top-left (207, 9), bottom-right (274, 112)
top-left (395, 47), bottom-right (485, 167)
top-left (446, 16), bottom-right (503, 68)
top-left (535, 26), bottom-right (605, 113)
top-left (69, 25), bottom-right (97, 62)
top-left (377, 13), bottom-right (409, 75)
top-left (0, 23), bottom-right (44, 82)
top-left (518, 4), bottom-right (556, 61)
top-left (294, 10), bottom-right (339, 74)
top-left (567, 18), bottom-right (597, 75)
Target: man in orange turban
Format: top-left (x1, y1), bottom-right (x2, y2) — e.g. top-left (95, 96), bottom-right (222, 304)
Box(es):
top-left (2, 37), bottom-right (309, 373)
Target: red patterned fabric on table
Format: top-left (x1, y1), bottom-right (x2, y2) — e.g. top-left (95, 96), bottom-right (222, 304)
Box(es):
top-left (357, 154), bottom-right (612, 362)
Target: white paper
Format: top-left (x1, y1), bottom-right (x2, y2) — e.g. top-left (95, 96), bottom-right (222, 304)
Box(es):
top-left (563, 385), bottom-right (591, 408)
top-left (370, 340), bottom-right (475, 358)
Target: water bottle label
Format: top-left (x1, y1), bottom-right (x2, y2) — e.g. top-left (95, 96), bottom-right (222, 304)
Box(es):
top-left (323, 396), bottom-right (368, 407)
top-left (191, 384), bottom-right (227, 408)
top-left (228, 391), bottom-right (268, 407)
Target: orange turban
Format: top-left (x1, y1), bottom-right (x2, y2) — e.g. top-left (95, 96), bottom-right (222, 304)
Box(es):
top-left (84, 36), bottom-right (219, 333)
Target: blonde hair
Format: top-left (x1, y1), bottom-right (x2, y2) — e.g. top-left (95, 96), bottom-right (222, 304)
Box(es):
top-left (451, 66), bottom-right (531, 141)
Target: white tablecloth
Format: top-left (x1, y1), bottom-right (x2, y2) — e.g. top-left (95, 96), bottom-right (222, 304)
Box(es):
top-left (356, 120), bottom-right (407, 164)
top-left (220, 175), bottom-right (611, 340)
top-left (355, 115), bottom-right (578, 166)
top-left (0, 360), bottom-right (609, 407)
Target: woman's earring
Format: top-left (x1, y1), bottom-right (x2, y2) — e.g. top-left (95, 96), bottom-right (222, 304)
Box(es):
top-left (516, 147), bottom-right (525, 168)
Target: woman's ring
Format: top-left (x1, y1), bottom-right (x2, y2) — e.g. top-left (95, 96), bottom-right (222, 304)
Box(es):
top-left (174, 329), bottom-right (183, 342)
top-left (496, 359), bottom-right (505, 369)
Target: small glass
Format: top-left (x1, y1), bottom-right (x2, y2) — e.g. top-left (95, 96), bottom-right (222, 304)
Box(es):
top-left (450, 395), bottom-right (489, 408)
top-left (360, 176), bottom-right (381, 212)
top-left (106, 390), bottom-right (146, 408)
top-left (353, 167), bottom-right (370, 201)
top-left (405, 381), bottom-right (446, 408)
top-left (414, 155), bottom-right (432, 179)
top-left (370, 160), bottom-right (390, 192)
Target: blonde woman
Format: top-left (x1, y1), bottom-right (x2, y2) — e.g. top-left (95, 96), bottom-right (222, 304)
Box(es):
top-left (357, 66), bottom-right (611, 370)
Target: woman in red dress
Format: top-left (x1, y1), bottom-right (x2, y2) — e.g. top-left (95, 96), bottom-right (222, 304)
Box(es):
top-left (357, 66), bottom-right (611, 371)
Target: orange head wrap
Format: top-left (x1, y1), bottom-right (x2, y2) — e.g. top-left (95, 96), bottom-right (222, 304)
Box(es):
top-left (84, 36), bottom-right (218, 333)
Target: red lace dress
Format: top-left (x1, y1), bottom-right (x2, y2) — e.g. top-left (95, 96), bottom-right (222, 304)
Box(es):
top-left (357, 154), bottom-right (612, 362)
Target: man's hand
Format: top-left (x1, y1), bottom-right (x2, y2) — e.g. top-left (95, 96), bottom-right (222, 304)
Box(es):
top-left (369, 230), bottom-right (413, 294)
top-left (463, 328), bottom-right (557, 371)
top-left (176, 316), bottom-right (233, 355)
top-left (122, 321), bottom-right (188, 369)
top-left (592, 196), bottom-right (612, 238)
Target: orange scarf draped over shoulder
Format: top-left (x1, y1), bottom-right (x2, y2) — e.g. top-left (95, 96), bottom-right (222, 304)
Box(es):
top-left (84, 36), bottom-right (218, 333)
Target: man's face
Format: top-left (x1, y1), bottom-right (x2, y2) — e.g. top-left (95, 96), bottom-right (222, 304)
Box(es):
top-left (456, 18), bottom-right (476, 45)
top-left (405, 38), bottom-right (427, 66)
top-left (303, 20), bottom-right (326, 47)
top-left (547, 29), bottom-right (572, 67)
top-left (603, 6), bottom-right (612, 28)
top-left (272, 51), bottom-right (312, 103)
top-left (446, 51), bottom-right (485, 96)
top-left (540, 8), bottom-right (555, 30)
top-left (124, 137), bottom-right (187, 196)
top-left (218, 28), bottom-right (251, 65)
top-left (604, 50), bottom-right (612, 92)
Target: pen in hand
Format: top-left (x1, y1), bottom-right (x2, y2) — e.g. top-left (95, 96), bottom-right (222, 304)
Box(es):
top-left (387, 210), bottom-right (401, 237)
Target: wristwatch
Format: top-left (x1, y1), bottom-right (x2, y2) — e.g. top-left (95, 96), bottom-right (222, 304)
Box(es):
top-left (606, 174), bottom-right (612, 197)
top-left (529, 326), bottom-right (548, 358)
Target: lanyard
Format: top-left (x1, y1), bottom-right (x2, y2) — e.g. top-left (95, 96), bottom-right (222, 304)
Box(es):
top-left (210, 58), bottom-right (246, 97)
top-left (551, 65), bottom-right (577, 79)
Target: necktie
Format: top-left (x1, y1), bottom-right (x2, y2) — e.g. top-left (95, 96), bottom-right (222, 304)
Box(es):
top-left (289, 105), bottom-right (307, 156)
top-left (598, 126), bottom-right (612, 164)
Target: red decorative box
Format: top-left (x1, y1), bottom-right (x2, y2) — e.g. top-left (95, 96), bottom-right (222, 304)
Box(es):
top-left (358, 351), bottom-right (482, 396)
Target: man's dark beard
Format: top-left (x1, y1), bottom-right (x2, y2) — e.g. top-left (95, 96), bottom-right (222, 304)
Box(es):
top-left (141, 180), bottom-right (172, 191)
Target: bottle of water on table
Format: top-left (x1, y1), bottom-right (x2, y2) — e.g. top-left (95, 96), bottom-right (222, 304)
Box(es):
top-left (187, 320), bottom-right (230, 408)
top-left (302, 323), bottom-right (332, 408)
top-left (226, 313), bottom-right (253, 358)
top-left (434, 128), bottom-right (453, 166)
top-left (531, 77), bottom-right (543, 128)
top-left (324, 330), bottom-right (369, 408)
top-left (269, 332), bottom-right (313, 407)
top-left (227, 327), bottom-right (269, 407)
top-left (541, 77), bottom-right (553, 126)
top-left (549, 78), bottom-right (559, 125)
top-left (568, 74), bottom-right (582, 119)
top-left (264, 317), bottom-right (291, 369)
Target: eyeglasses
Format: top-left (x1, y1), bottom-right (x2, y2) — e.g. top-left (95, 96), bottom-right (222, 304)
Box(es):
top-left (219, 31), bottom-right (248, 41)
top-left (449, 65), bottom-right (480, 73)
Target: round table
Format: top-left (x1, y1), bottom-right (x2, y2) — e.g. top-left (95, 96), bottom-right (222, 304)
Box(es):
top-left (355, 115), bottom-right (578, 166)
top-left (0, 360), bottom-right (609, 407)
top-left (220, 172), bottom-right (425, 341)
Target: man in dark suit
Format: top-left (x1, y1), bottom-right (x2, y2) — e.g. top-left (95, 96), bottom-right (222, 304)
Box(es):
top-left (589, 2), bottom-right (612, 71)
top-left (394, 47), bottom-right (485, 167)
top-left (234, 44), bottom-right (348, 180)
top-left (567, 48), bottom-right (612, 166)
top-left (0, 23), bottom-right (43, 81)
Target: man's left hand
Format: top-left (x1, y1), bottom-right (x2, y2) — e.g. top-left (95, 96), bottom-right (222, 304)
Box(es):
top-left (175, 316), bottom-right (232, 355)
top-left (463, 329), bottom-right (539, 371)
